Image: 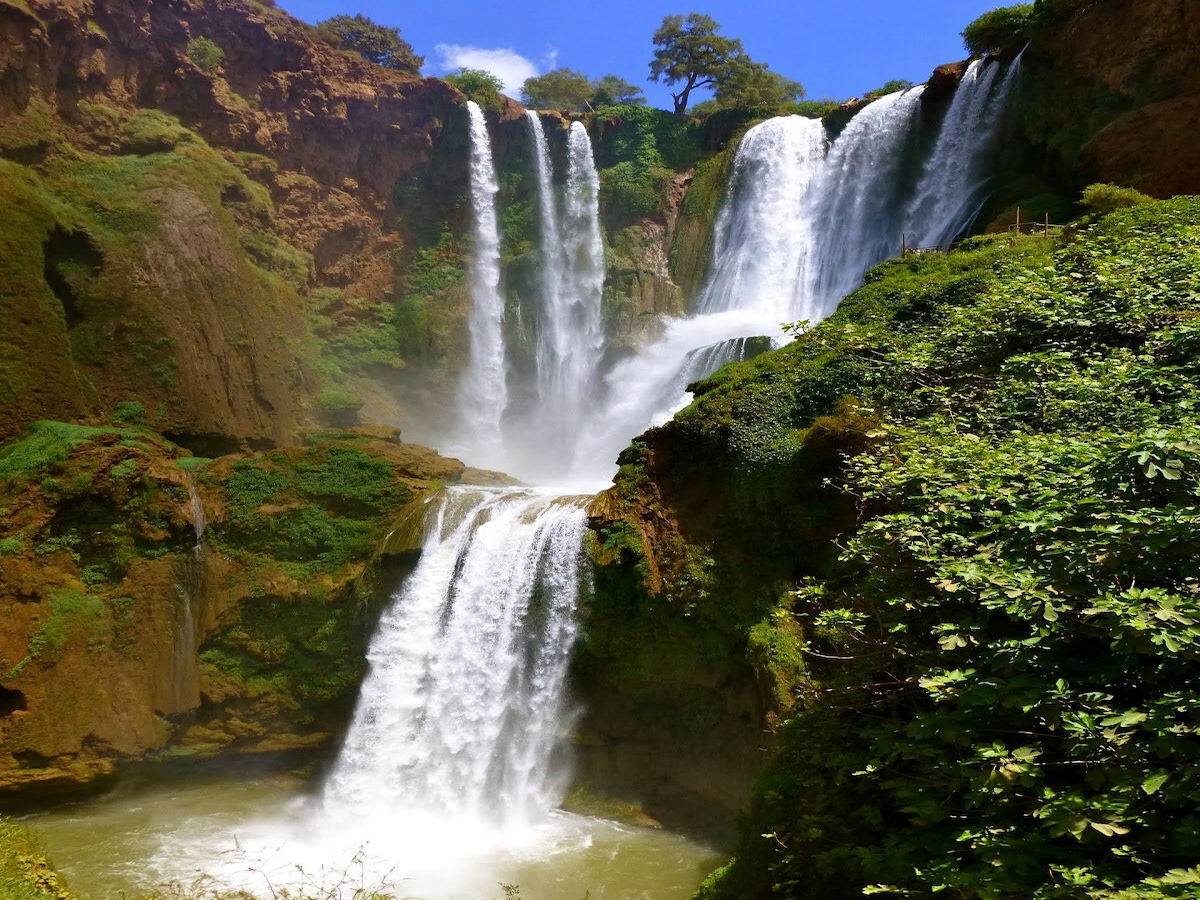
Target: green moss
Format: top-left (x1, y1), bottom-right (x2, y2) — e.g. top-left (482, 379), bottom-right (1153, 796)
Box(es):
top-left (0, 421), bottom-right (148, 482)
top-left (218, 443), bottom-right (412, 573)
top-left (21, 588), bottom-right (106, 669)
top-left (0, 535), bottom-right (23, 555)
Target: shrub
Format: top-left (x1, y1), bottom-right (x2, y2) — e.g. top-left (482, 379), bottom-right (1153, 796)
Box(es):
top-left (962, 4), bottom-right (1035, 55)
top-left (444, 68), bottom-right (504, 112)
top-left (113, 400), bottom-right (147, 425)
top-left (1081, 182), bottom-right (1155, 215)
top-left (185, 36), bottom-right (225, 74)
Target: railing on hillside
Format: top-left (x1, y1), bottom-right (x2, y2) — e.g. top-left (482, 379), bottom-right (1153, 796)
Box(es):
top-left (900, 207), bottom-right (1063, 257)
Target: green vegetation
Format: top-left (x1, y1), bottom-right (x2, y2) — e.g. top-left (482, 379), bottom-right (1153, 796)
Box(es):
top-left (0, 820), bottom-right (75, 900)
top-left (611, 198), bottom-right (1200, 899)
top-left (444, 68), bottom-right (504, 111)
top-left (0, 421), bottom-right (150, 483)
top-left (184, 37), bottom-right (225, 74)
top-left (218, 443), bottom-right (408, 571)
top-left (1082, 182), bottom-right (1155, 215)
top-left (520, 69), bottom-right (646, 111)
top-left (962, 4), bottom-right (1035, 55)
top-left (315, 13), bottom-right (423, 73)
top-left (649, 13), bottom-right (802, 114)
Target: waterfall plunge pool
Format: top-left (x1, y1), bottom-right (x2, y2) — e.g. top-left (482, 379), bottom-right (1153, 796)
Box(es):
top-left (21, 767), bottom-right (724, 899)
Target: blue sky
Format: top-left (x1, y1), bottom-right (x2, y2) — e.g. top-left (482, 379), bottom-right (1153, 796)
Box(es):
top-left (275, 0), bottom-right (1007, 107)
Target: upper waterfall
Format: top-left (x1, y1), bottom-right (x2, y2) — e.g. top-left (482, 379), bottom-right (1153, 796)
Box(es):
top-left (696, 114), bottom-right (826, 322)
top-left (904, 55), bottom-right (1022, 248)
top-left (455, 101), bottom-right (508, 467)
top-left (522, 115), bottom-right (606, 477)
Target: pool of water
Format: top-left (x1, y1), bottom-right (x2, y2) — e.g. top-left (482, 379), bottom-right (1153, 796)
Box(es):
top-left (21, 768), bottom-right (724, 900)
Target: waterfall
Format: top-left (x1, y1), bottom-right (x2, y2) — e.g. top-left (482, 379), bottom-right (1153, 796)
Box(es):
top-left (456, 101), bottom-right (508, 466)
top-left (521, 115), bottom-right (606, 476)
top-left (323, 487), bottom-right (589, 826)
top-left (572, 89), bottom-right (931, 481)
top-left (805, 86), bottom-right (926, 316)
top-left (165, 474), bottom-right (205, 715)
top-left (696, 115), bottom-right (826, 321)
top-left (903, 55), bottom-right (1021, 248)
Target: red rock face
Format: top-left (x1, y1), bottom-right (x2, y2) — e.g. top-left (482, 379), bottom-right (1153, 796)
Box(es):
top-left (1033, 0), bottom-right (1200, 197)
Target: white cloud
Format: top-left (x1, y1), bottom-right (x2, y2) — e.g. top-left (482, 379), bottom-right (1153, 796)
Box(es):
top-left (433, 44), bottom-right (539, 95)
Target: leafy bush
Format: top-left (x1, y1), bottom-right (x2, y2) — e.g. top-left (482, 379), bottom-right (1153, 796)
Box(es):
top-left (444, 68), bottom-right (504, 111)
top-left (962, 4), bottom-right (1035, 54)
top-left (185, 37), bottom-right (225, 74)
top-left (1081, 182), bottom-right (1155, 215)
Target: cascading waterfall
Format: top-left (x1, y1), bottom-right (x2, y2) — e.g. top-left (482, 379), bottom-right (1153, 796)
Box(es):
top-left (696, 115), bottom-right (826, 321)
top-left (573, 87), bottom-right (932, 479)
top-left (159, 56), bottom-right (1027, 898)
top-left (522, 115), bottom-right (606, 475)
top-left (166, 474), bottom-right (206, 715)
top-left (903, 55), bottom-right (1021, 248)
top-left (456, 101), bottom-right (508, 466)
top-left (805, 86), bottom-right (927, 315)
top-left (323, 487), bottom-right (589, 826)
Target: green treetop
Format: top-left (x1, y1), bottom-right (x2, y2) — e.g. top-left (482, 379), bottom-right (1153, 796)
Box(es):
top-left (649, 14), bottom-right (744, 114)
top-left (316, 13), bottom-right (423, 73)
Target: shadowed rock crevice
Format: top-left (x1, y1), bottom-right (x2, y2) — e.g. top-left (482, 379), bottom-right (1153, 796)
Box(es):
top-left (41, 226), bottom-right (102, 329)
top-left (0, 688), bottom-right (26, 717)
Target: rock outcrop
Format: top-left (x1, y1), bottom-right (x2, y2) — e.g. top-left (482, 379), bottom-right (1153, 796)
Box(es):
top-left (0, 421), bottom-right (464, 795)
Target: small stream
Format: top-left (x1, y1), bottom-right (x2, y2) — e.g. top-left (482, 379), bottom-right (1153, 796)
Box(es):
top-left (22, 767), bottom-right (722, 899)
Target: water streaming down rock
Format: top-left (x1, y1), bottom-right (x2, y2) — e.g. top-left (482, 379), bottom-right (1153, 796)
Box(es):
top-left (696, 115), bottom-right (827, 321)
top-left (904, 55), bottom-right (1022, 248)
top-left (456, 101), bottom-right (508, 467)
top-left (805, 86), bottom-right (927, 315)
top-left (521, 116), bottom-right (606, 476)
top-left (323, 487), bottom-right (589, 825)
top-left (165, 475), bottom-right (205, 715)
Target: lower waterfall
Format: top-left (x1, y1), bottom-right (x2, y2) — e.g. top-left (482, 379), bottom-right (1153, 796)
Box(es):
top-left (322, 487), bottom-right (589, 825)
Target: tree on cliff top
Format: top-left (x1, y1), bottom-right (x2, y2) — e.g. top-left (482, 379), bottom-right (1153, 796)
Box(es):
top-left (650, 14), bottom-right (743, 114)
top-left (650, 14), bottom-right (801, 115)
top-left (520, 70), bottom-right (646, 111)
top-left (316, 14), bottom-right (423, 74)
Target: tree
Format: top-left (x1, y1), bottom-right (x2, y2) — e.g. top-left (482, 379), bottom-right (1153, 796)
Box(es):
top-left (712, 59), bottom-right (804, 108)
top-left (591, 74), bottom-right (646, 107)
top-left (961, 4), bottom-right (1035, 55)
top-left (444, 68), bottom-right (504, 111)
top-left (649, 14), bottom-right (744, 115)
top-left (521, 68), bottom-right (594, 110)
top-left (315, 14), bottom-right (423, 74)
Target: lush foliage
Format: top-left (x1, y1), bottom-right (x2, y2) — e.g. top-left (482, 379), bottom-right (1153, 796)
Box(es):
top-left (443, 68), bottom-right (504, 111)
top-left (863, 79), bottom-right (914, 102)
top-left (615, 199), bottom-right (1200, 900)
top-left (314, 14), bottom-right (422, 73)
top-left (520, 69), bottom-right (646, 110)
top-left (0, 820), bottom-right (75, 900)
top-left (591, 74), bottom-right (646, 107)
top-left (219, 444), bottom-right (407, 570)
top-left (962, 4), bottom-right (1036, 55)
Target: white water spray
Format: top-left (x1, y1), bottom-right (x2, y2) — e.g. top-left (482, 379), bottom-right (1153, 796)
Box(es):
top-left (456, 101), bottom-right (508, 466)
